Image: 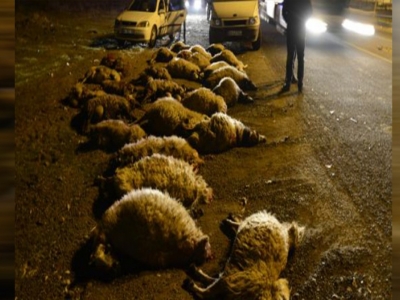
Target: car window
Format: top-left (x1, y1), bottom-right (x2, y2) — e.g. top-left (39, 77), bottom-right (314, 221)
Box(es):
top-left (128, 0), bottom-right (158, 12)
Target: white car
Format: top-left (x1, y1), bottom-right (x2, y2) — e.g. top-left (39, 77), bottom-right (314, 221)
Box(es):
top-left (114, 0), bottom-right (187, 47)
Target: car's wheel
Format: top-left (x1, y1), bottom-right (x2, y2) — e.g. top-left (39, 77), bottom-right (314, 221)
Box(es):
top-left (252, 27), bottom-right (262, 51)
top-left (148, 26), bottom-right (157, 48)
top-left (117, 39), bottom-right (125, 48)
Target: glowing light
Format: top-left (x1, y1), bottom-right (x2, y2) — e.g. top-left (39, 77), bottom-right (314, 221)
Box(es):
top-left (306, 18), bottom-right (327, 34)
top-left (342, 19), bottom-right (375, 36)
top-left (185, 0), bottom-right (202, 10)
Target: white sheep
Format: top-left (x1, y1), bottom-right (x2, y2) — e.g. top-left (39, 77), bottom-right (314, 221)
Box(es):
top-left (87, 119), bottom-right (147, 151)
top-left (212, 76), bottom-right (254, 107)
top-left (113, 135), bottom-right (204, 169)
top-left (210, 49), bottom-right (247, 71)
top-left (189, 44), bottom-right (213, 59)
top-left (204, 65), bottom-right (257, 91)
top-left (206, 43), bottom-right (225, 56)
top-left (185, 211), bottom-right (305, 300)
top-left (203, 61), bottom-right (231, 78)
top-left (82, 65), bottom-right (121, 84)
top-left (90, 188), bottom-right (213, 272)
top-left (138, 97), bottom-right (209, 137)
top-left (112, 153), bottom-right (213, 207)
top-left (170, 40), bottom-right (191, 53)
top-left (166, 57), bottom-right (203, 82)
top-left (186, 112), bottom-right (266, 154)
top-left (181, 87), bottom-right (227, 116)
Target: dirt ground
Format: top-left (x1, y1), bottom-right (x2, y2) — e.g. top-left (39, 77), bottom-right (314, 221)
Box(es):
top-left (15, 2), bottom-right (391, 300)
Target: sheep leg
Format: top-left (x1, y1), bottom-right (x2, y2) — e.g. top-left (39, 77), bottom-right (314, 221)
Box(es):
top-left (185, 276), bottom-right (223, 299)
top-left (187, 264), bottom-right (218, 284)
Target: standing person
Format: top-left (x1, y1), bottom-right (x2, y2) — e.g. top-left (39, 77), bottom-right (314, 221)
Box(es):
top-left (280, 0), bottom-right (312, 94)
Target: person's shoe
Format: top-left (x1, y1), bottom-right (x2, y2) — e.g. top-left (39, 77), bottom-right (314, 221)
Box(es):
top-left (279, 84), bottom-right (290, 94)
top-left (291, 77), bottom-right (298, 84)
top-left (298, 82), bottom-right (303, 93)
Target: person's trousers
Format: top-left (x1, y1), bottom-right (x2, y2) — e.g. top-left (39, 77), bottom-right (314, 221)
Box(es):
top-left (285, 27), bottom-right (306, 87)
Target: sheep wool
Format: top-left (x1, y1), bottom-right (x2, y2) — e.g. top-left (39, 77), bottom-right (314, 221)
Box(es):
top-left (187, 112), bottom-right (266, 154)
top-left (203, 61), bottom-right (231, 79)
top-left (185, 211), bottom-right (305, 300)
top-left (204, 65), bottom-right (257, 91)
top-left (83, 94), bottom-right (133, 132)
top-left (88, 119), bottom-right (147, 151)
top-left (170, 40), bottom-right (191, 53)
top-left (212, 77), bottom-right (254, 107)
top-left (91, 188), bottom-right (212, 271)
top-left (138, 97), bottom-right (208, 137)
top-left (206, 43), bottom-right (225, 56)
top-left (144, 78), bottom-right (185, 103)
top-left (113, 135), bottom-right (204, 169)
top-left (210, 49), bottom-right (247, 71)
top-left (166, 57), bottom-right (202, 82)
top-left (82, 65), bottom-right (121, 84)
top-left (181, 87), bottom-right (227, 116)
top-left (112, 153), bottom-right (213, 207)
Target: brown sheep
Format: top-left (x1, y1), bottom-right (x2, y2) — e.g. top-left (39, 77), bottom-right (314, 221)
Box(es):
top-left (87, 119), bottom-right (147, 151)
top-left (185, 211), bottom-right (305, 300)
top-left (170, 40), bottom-right (191, 53)
top-left (82, 65), bottom-right (121, 84)
top-left (90, 188), bottom-right (212, 273)
top-left (143, 77), bottom-right (186, 103)
top-left (206, 43), bottom-right (225, 56)
top-left (166, 57), bottom-right (203, 82)
top-left (68, 82), bottom-right (107, 108)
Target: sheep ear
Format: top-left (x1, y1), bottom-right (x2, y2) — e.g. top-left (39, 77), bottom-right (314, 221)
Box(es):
top-left (197, 235), bottom-right (209, 246)
top-left (187, 132), bottom-right (200, 147)
top-left (288, 222), bottom-right (305, 249)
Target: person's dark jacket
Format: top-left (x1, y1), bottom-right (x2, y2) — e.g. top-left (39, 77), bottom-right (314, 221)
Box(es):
top-left (282, 0), bottom-right (312, 27)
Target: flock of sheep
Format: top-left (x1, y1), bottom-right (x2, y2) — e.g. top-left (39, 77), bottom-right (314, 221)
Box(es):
top-left (66, 40), bottom-right (305, 299)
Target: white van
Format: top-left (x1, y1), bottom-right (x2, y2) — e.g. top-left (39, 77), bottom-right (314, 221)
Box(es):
top-left (114, 0), bottom-right (187, 47)
top-left (209, 0), bottom-right (261, 50)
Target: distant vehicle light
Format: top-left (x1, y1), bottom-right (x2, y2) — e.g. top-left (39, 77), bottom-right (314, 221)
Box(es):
top-left (306, 18), bottom-right (327, 34)
top-left (215, 19), bottom-right (222, 26)
top-left (249, 17), bottom-right (256, 25)
top-left (185, 0), bottom-right (202, 10)
top-left (137, 21), bottom-right (150, 27)
top-left (342, 19), bottom-right (375, 36)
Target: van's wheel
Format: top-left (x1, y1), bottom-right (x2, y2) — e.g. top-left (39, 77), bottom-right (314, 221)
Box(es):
top-left (148, 26), bottom-right (157, 48)
top-left (252, 27), bottom-right (262, 51)
top-left (117, 39), bottom-right (125, 48)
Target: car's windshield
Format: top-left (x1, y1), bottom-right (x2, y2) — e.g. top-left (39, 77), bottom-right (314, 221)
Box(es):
top-left (128, 0), bottom-right (158, 12)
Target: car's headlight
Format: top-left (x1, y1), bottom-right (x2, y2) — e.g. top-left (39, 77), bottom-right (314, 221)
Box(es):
top-left (214, 19), bottom-right (222, 26)
top-left (249, 17), bottom-right (257, 25)
top-left (342, 19), bottom-right (375, 36)
top-left (306, 18), bottom-right (327, 34)
top-left (137, 21), bottom-right (150, 27)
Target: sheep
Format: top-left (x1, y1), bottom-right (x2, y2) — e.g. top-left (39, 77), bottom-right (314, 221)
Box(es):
top-left (186, 112), bottom-right (266, 154)
top-left (181, 87), bottom-right (227, 116)
top-left (82, 65), bottom-right (121, 84)
top-left (100, 53), bottom-right (125, 72)
top-left (206, 43), bottom-right (225, 56)
top-left (210, 49), bottom-right (247, 71)
top-left (112, 135), bottom-right (204, 169)
top-left (178, 50), bottom-right (211, 71)
top-left (185, 211), bottom-right (305, 300)
top-left (90, 188), bottom-right (213, 273)
top-left (166, 57), bottom-right (203, 82)
top-left (87, 119), bottom-right (147, 151)
top-left (111, 153), bottom-right (213, 207)
top-left (190, 44), bottom-right (213, 59)
top-left (101, 79), bottom-right (136, 97)
top-left (203, 61), bottom-right (231, 78)
top-left (170, 40), bottom-right (191, 53)
top-left (138, 97), bottom-right (208, 137)
top-left (68, 82), bottom-right (107, 108)
top-left (143, 77), bottom-right (186, 103)
top-left (204, 65), bottom-right (257, 91)
top-left (149, 46), bottom-right (176, 64)
top-left (212, 77), bottom-right (254, 107)
top-left (82, 94), bottom-right (133, 132)
top-left (177, 49), bottom-right (193, 60)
